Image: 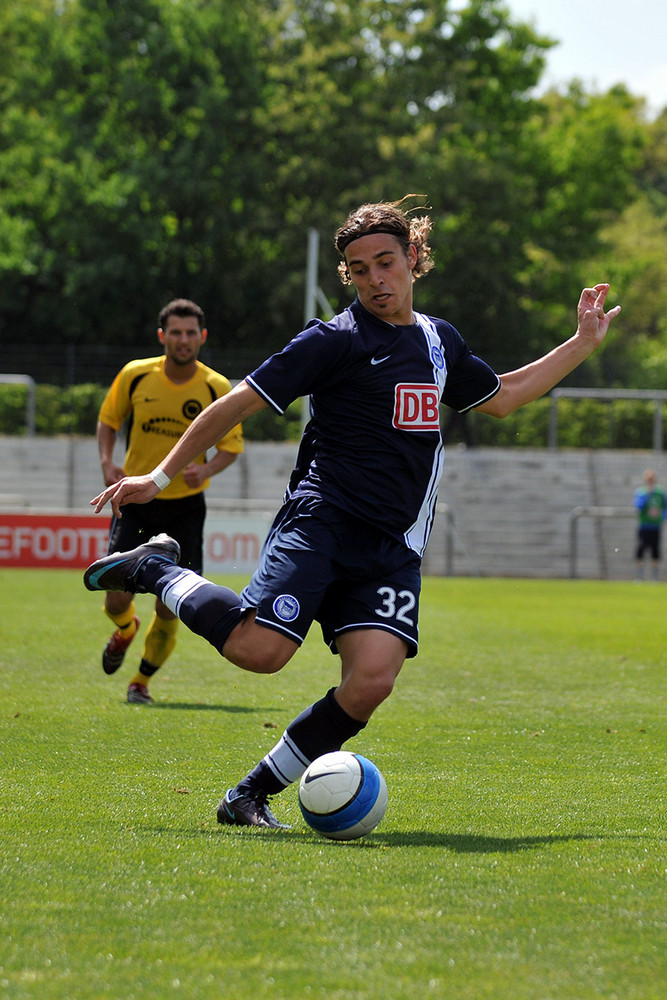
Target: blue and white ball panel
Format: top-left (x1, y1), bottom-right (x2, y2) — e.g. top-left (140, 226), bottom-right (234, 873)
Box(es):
top-left (299, 752), bottom-right (388, 840)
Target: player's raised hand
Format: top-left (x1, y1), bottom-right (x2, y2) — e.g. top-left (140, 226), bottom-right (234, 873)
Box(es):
top-left (576, 284), bottom-right (621, 347)
top-left (90, 475), bottom-right (159, 517)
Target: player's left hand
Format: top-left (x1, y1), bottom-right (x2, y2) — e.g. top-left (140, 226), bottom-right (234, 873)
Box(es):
top-left (576, 284), bottom-right (621, 347)
top-left (182, 462), bottom-right (207, 489)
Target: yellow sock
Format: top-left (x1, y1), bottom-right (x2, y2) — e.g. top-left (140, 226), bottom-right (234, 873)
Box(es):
top-left (104, 602), bottom-right (138, 637)
top-left (129, 614), bottom-right (178, 686)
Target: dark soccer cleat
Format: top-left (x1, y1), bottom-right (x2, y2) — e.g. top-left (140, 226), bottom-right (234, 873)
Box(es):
top-left (83, 533), bottom-right (180, 594)
top-left (127, 682), bottom-right (154, 705)
top-left (217, 789), bottom-right (291, 830)
top-left (102, 614), bottom-right (140, 675)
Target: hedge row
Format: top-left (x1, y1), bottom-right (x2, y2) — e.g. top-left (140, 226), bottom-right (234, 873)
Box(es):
top-left (0, 382), bottom-right (662, 449)
top-left (0, 382), bottom-right (302, 441)
top-left (465, 397), bottom-right (663, 450)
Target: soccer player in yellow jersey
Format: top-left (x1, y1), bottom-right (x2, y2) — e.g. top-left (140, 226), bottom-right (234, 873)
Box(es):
top-left (96, 298), bottom-right (244, 703)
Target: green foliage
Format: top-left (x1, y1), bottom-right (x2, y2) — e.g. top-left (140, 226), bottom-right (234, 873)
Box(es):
top-left (57, 383), bottom-right (108, 434)
top-left (1, 571), bottom-right (665, 999)
top-left (0, 381), bottom-right (301, 439)
top-left (471, 397), bottom-right (552, 447)
top-left (447, 396), bottom-right (664, 449)
top-left (0, 382), bottom-right (106, 435)
top-left (581, 183), bottom-right (667, 386)
top-left (0, 0), bottom-right (661, 382)
top-left (0, 384), bottom-right (29, 433)
top-left (0, 0), bottom-right (271, 345)
top-left (241, 400), bottom-right (303, 441)
top-left (2, 380), bottom-right (664, 448)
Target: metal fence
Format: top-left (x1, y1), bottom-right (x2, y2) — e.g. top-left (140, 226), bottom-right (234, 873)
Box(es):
top-left (0, 342), bottom-right (266, 389)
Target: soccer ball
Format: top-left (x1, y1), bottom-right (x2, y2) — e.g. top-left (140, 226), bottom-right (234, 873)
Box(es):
top-left (298, 751), bottom-right (388, 840)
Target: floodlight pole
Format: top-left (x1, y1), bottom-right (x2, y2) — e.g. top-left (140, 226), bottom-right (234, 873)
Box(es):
top-left (301, 228), bottom-right (335, 430)
top-left (300, 229), bottom-right (320, 430)
top-left (304, 228), bottom-right (320, 328)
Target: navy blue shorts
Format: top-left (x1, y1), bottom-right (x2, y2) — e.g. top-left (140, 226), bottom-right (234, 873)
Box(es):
top-left (108, 493), bottom-right (206, 573)
top-left (241, 495), bottom-right (421, 656)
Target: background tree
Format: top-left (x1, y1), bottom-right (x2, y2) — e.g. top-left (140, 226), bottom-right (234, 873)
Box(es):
top-left (581, 108), bottom-right (667, 387)
top-left (0, 0), bottom-right (662, 391)
top-left (0, 0), bottom-right (271, 349)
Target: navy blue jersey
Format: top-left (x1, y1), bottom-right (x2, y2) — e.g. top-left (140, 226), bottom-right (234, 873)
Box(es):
top-left (247, 299), bottom-right (500, 555)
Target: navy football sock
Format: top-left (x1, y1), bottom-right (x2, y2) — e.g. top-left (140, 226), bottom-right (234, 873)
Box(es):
top-left (235, 688), bottom-right (367, 797)
top-left (140, 559), bottom-right (246, 653)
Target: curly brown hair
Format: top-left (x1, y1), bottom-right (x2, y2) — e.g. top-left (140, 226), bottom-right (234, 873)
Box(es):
top-left (334, 196), bottom-right (434, 285)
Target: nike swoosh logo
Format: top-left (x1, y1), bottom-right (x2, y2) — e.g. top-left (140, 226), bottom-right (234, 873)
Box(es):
top-left (370, 355), bottom-right (391, 366)
top-left (303, 769), bottom-right (348, 784)
top-left (85, 558), bottom-right (128, 589)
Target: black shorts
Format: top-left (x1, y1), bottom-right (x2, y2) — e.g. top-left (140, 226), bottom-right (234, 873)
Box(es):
top-left (241, 495), bottom-right (422, 657)
top-left (636, 526), bottom-right (661, 561)
top-left (107, 493), bottom-right (206, 573)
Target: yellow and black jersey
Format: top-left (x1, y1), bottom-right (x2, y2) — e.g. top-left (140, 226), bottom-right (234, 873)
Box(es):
top-left (98, 356), bottom-right (244, 500)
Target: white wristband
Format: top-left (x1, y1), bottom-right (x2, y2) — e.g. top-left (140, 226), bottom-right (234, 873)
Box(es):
top-left (149, 467), bottom-right (171, 491)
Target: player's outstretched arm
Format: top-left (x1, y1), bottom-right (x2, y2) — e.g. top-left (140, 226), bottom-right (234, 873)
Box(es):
top-left (91, 380), bottom-right (268, 517)
top-left (476, 284), bottom-right (621, 418)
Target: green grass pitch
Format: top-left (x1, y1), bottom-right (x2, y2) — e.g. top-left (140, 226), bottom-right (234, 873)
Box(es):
top-left (1, 569), bottom-right (665, 999)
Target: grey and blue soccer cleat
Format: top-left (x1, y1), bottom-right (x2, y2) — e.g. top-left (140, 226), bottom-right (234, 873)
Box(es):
top-left (84, 533), bottom-right (180, 594)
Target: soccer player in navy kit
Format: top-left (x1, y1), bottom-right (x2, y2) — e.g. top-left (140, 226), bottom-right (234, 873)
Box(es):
top-left (84, 198), bottom-right (621, 829)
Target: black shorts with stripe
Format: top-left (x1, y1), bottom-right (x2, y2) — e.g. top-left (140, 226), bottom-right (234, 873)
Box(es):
top-left (107, 493), bottom-right (206, 574)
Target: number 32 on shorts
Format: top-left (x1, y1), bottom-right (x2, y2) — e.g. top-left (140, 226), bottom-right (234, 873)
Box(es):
top-left (375, 586), bottom-right (416, 625)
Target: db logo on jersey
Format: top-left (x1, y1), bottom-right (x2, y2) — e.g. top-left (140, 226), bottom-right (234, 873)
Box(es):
top-left (393, 384), bottom-right (440, 431)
